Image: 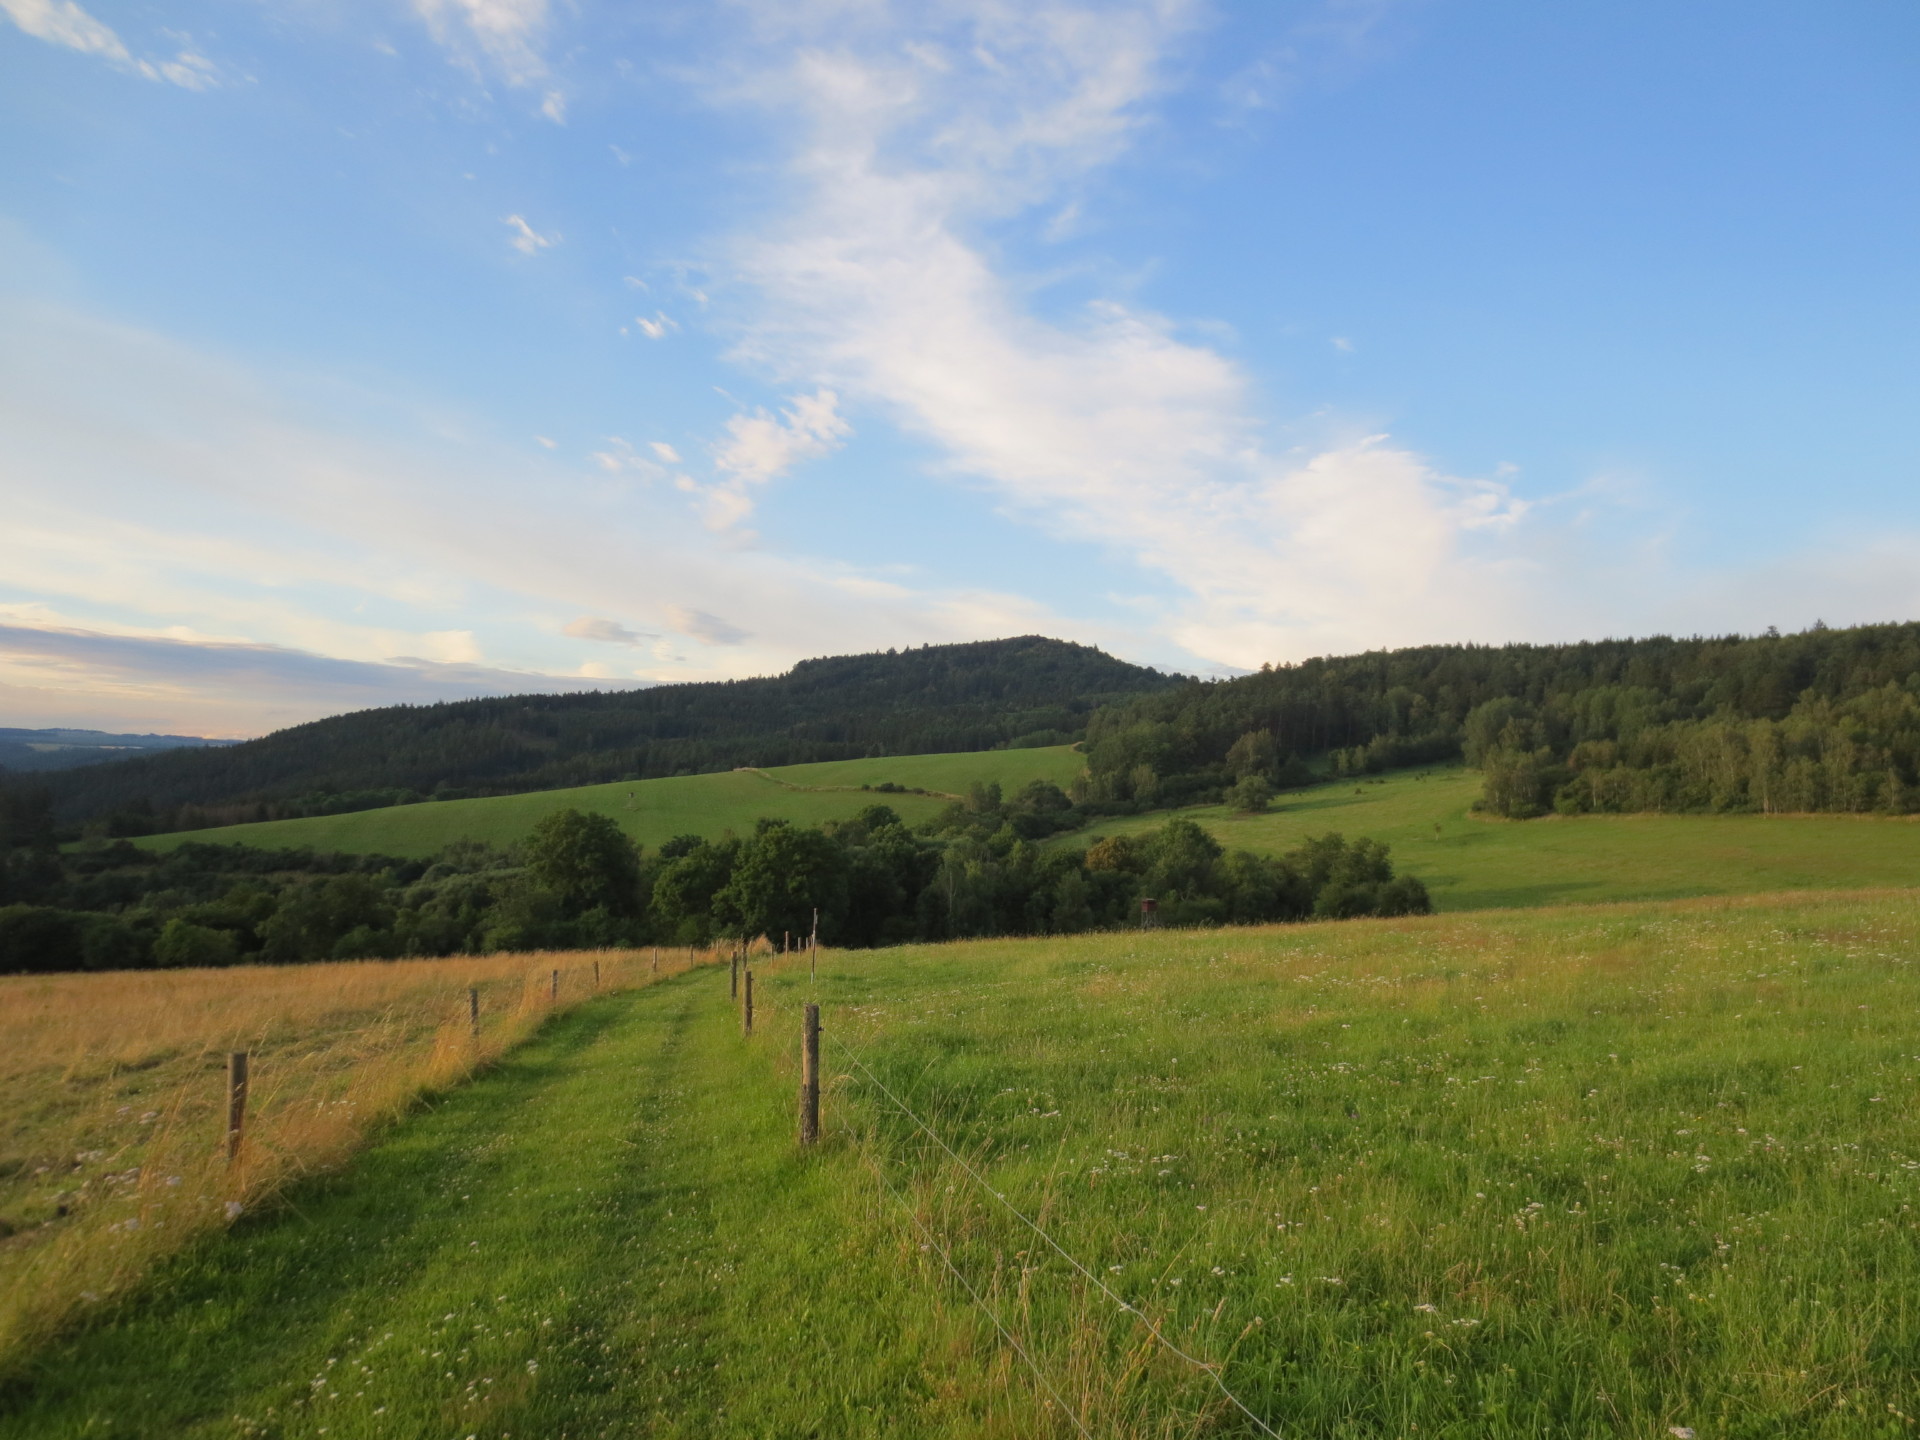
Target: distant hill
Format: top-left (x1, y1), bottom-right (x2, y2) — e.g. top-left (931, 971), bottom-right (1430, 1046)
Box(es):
top-left (0, 728), bottom-right (237, 774)
top-left (24, 636), bottom-right (1179, 831)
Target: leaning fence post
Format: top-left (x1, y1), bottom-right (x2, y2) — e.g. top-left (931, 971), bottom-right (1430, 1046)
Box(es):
top-left (799, 1002), bottom-right (820, 1145)
top-left (226, 1051), bottom-right (249, 1165)
top-left (731, 949), bottom-right (739, 1000)
top-left (743, 970), bottom-right (754, 1037)
top-left (469, 986), bottom-right (480, 1038)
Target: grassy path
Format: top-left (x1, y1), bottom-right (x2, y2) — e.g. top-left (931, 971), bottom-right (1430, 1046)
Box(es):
top-left (0, 967), bottom-right (1020, 1440)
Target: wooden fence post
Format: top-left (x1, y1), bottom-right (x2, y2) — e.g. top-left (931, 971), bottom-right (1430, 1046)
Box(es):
top-left (810, 908), bottom-right (819, 980)
top-left (743, 970), bottom-right (754, 1037)
top-left (551, 968), bottom-right (559, 1002)
top-left (799, 1002), bottom-right (820, 1146)
top-left (469, 986), bottom-right (480, 1038)
top-left (226, 1051), bottom-right (249, 1165)
top-left (731, 949), bottom-right (739, 1000)
top-left (651, 946), bottom-right (659, 975)
top-left (593, 959), bottom-right (601, 990)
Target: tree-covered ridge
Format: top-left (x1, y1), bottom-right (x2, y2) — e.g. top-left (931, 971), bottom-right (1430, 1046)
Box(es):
top-left (27, 637), bottom-right (1178, 830)
top-left (1080, 621), bottom-right (1920, 817)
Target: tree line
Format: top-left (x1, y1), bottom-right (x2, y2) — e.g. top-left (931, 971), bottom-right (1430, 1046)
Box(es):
top-left (18, 621), bottom-right (1920, 843)
top-left (0, 780), bottom-right (1429, 973)
top-left (1076, 621), bottom-right (1920, 818)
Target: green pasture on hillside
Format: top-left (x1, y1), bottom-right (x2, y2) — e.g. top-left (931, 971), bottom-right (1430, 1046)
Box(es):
top-left (9, 892), bottom-right (1920, 1437)
top-left (135, 753), bottom-right (1920, 916)
top-left (1069, 765), bottom-right (1920, 912)
top-left (134, 746), bottom-right (1086, 859)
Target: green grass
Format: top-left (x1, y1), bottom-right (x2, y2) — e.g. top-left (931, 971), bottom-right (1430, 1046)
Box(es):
top-left (134, 746), bottom-right (1086, 860)
top-left (138, 755), bottom-right (1920, 916)
top-left (0, 970), bottom-right (1017, 1438)
top-left (10, 891), bottom-right (1920, 1436)
top-left (1068, 765), bottom-right (1920, 911)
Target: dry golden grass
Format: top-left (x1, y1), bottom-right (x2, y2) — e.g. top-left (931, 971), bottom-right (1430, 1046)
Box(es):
top-left (0, 943), bottom-right (730, 1367)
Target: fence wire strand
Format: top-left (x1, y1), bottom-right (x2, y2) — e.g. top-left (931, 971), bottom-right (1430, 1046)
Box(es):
top-left (848, 1127), bottom-right (1096, 1440)
top-left (826, 1031), bottom-right (1283, 1439)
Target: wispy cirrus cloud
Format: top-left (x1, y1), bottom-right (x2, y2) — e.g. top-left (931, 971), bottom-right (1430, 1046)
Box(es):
top-left (695, 388), bottom-right (851, 531)
top-left (564, 616), bottom-right (653, 646)
top-left (413, 0), bottom-right (563, 119)
top-left (0, 288), bottom-right (1091, 731)
top-left (666, 605), bottom-right (751, 647)
top-left (2, 0), bottom-right (221, 88)
top-left (503, 214), bottom-right (558, 255)
top-left (701, 1), bottom-right (1544, 667)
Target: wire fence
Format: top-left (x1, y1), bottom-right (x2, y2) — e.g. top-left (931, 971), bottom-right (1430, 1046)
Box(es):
top-left (822, 1027), bottom-right (1283, 1438)
top-left (847, 1122), bottom-right (1097, 1439)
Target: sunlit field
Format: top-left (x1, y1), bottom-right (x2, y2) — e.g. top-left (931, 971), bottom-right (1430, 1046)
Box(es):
top-left (1066, 765), bottom-right (1920, 912)
top-left (131, 746), bottom-right (1087, 859)
top-left (0, 944), bottom-right (721, 1369)
top-left (7, 892), bottom-right (1918, 1437)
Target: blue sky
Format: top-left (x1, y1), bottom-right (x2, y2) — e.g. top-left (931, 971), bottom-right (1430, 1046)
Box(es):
top-left (2, 0), bottom-right (1917, 736)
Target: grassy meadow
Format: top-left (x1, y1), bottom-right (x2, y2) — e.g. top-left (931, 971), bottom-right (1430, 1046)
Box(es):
top-left (7, 891), bottom-right (1920, 1436)
top-left (0, 943), bottom-right (722, 1370)
top-left (1069, 765), bottom-right (1920, 912)
top-left (133, 745), bottom-right (1087, 859)
top-left (132, 752), bottom-right (1920, 918)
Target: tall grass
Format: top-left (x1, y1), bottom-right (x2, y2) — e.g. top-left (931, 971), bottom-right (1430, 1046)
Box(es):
top-left (746, 890), bottom-right (1920, 1436)
top-left (9, 893), bottom-right (1920, 1435)
top-left (0, 944), bottom-right (722, 1370)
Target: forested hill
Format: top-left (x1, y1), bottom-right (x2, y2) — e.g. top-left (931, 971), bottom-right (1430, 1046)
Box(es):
top-left (30, 637), bottom-right (1178, 831)
top-left (1081, 621), bottom-right (1920, 817)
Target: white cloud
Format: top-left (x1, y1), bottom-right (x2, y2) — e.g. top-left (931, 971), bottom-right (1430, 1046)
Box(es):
top-left (139, 48), bottom-right (218, 90)
top-left (694, 388), bottom-right (851, 530)
top-left (411, 0), bottom-right (568, 119)
top-left (418, 628), bottom-right (484, 663)
top-left (714, 390), bottom-right (848, 485)
top-left (2, 0), bottom-right (222, 88)
top-left (585, 436), bottom-right (671, 480)
top-left (2, 0), bottom-right (128, 60)
top-left (635, 313), bottom-right (678, 340)
top-left (700, 1), bottom-right (1559, 667)
top-left (650, 441), bottom-right (681, 463)
top-left (0, 288), bottom-right (1106, 731)
top-left (414, 0), bottom-right (549, 86)
top-left (503, 214), bottom-right (557, 255)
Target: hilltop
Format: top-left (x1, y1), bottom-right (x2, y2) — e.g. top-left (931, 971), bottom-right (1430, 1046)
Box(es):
top-left (18, 619), bottom-right (1920, 840)
top-left (26, 637), bottom-right (1177, 831)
